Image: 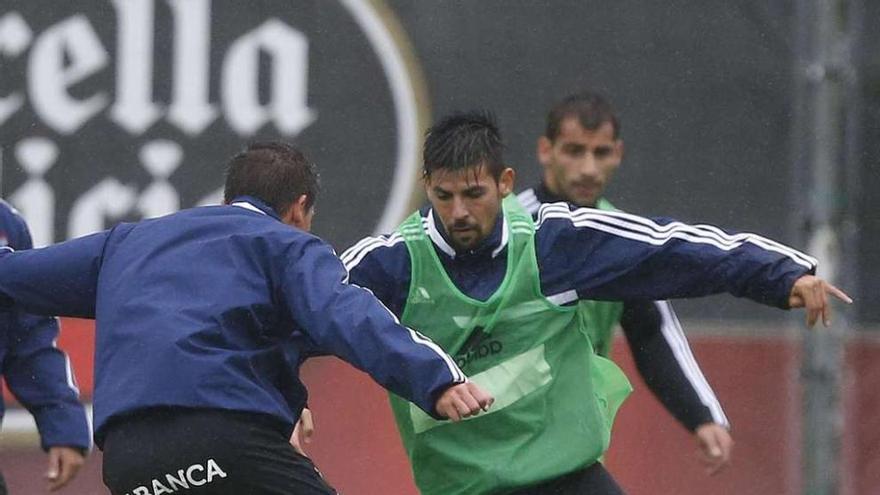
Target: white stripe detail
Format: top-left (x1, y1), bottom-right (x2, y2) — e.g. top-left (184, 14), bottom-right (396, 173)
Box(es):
top-left (51, 330), bottom-right (81, 397)
top-left (536, 203), bottom-right (817, 270)
top-left (546, 290), bottom-right (579, 306)
top-left (553, 202), bottom-right (817, 267)
top-left (351, 283), bottom-right (465, 383)
top-left (516, 189), bottom-right (541, 215)
top-left (230, 201), bottom-right (267, 215)
top-left (426, 210), bottom-right (457, 258)
top-left (0, 246), bottom-right (12, 253)
top-left (655, 301), bottom-right (729, 428)
top-left (63, 351), bottom-right (80, 397)
top-left (491, 214), bottom-right (509, 258)
top-left (340, 233), bottom-right (405, 271)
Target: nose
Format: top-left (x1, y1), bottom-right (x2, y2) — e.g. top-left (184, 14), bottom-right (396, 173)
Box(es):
top-left (576, 152), bottom-right (599, 178)
top-left (451, 197), bottom-right (469, 222)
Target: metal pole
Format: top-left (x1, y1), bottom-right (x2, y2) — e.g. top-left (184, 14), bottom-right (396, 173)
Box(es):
top-left (794, 0), bottom-right (859, 493)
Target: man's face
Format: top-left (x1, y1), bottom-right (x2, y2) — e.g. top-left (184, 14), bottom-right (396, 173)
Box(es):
top-left (537, 118), bottom-right (623, 207)
top-left (425, 165), bottom-right (514, 252)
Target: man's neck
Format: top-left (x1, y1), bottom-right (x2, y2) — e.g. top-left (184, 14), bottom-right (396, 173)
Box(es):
top-left (535, 181), bottom-right (598, 208)
top-left (425, 208), bottom-right (508, 260)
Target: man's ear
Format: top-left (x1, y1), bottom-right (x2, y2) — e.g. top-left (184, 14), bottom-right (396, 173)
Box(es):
top-left (537, 136), bottom-right (552, 167)
top-left (282, 194), bottom-right (310, 228)
top-left (498, 167), bottom-right (516, 197)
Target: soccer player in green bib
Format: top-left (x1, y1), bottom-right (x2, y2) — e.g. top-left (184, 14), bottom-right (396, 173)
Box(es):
top-left (341, 111), bottom-right (849, 495)
top-left (518, 91), bottom-right (733, 476)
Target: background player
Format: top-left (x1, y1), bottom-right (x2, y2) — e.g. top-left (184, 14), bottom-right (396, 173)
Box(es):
top-left (0, 200), bottom-right (90, 493)
top-left (517, 91), bottom-right (733, 474)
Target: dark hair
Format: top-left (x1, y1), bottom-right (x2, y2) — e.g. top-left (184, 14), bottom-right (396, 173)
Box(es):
top-left (545, 91), bottom-right (621, 141)
top-left (223, 142), bottom-right (319, 216)
top-left (423, 110), bottom-right (505, 181)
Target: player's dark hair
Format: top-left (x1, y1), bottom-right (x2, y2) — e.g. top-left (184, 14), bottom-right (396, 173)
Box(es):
top-left (545, 91), bottom-right (621, 141)
top-left (223, 142), bottom-right (320, 216)
top-left (423, 110), bottom-right (505, 182)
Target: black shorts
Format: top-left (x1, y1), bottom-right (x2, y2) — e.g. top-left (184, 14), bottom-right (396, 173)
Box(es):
top-left (509, 462), bottom-right (625, 495)
top-left (0, 470), bottom-right (7, 495)
top-left (101, 407), bottom-right (337, 495)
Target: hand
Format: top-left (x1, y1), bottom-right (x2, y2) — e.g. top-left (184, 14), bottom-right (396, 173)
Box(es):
top-left (788, 275), bottom-right (853, 327)
top-left (46, 446), bottom-right (85, 491)
top-left (290, 408), bottom-right (314, 456)
top-left (435, 381), bottom-right (494, 421)
top-left (694, 423), bottom-right (733, 476)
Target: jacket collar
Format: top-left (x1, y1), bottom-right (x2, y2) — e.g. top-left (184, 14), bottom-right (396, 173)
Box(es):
top-left (229, 196), bottom-right (283, 221)
top-left (424, 206), bottom-right (508, 260)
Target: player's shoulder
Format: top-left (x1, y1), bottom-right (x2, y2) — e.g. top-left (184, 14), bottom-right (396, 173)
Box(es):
top-left (515, 187), bottom-right (541, 216)
top-left (0, 199), bottom-right (30, 248)
top-left (0, 199), bottom-right (25, 226)
top-left (340, 231), bottom-right (409, 272)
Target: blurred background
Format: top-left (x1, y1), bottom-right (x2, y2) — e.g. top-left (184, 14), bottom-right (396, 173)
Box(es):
top-left (0, 1), bottom-right (877, 493)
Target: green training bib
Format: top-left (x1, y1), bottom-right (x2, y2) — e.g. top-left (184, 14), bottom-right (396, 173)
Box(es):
top-left (389, 196), bottom-right (632, 495)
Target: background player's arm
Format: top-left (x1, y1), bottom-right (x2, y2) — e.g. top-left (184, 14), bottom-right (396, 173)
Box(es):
top-left (0, 203), bottom-right (90, 491)
top-left (3, 313), bottom-right (91, 453)
top-left (283, 236), bottom-right (490, 419)
top-left (620, 300), bottom-right (733, 475)
top-left (4, 314), bottom-right (89, 491)
top-left (620, 300), bottom-right (727, 431)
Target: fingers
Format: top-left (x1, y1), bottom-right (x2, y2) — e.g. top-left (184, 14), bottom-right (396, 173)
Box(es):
top-left (299, 408), bottom-right (315, 444)
top-left (46, 448), bottom-right (61, 485)
top-left (47, 448), bottom-right (85, 492)
top-left (825, 282), bottom-right (853, 304)
top-left (468, 382), bottom-right (495, 411)
top-left (791, 276), bottom-right (854, 328)
top-left (290, 409), bottom-right (314, 456)
top-left (807, 281), bottom-right (821, 328)
top-left (694, 424), bottom-right (733, 477)
top-left (819, 281), bottom-right (830, 327)
top-left (435, 382), bottom-right (495, 422)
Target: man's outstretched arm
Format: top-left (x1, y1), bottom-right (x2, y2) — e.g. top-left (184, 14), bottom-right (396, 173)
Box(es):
top-left (0, 230), bottom-right (110, 319)
top-left (283, 236), bottom-right (492, 420)
top-left (535, 203), bottom-right (851, 323)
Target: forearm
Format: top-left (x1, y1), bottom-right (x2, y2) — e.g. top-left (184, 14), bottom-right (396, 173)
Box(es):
top-left (287, 239), bottom-right (464, 417)
top-left (622, 300), bottom-right (728, 431)
top-left (5, 315), bottom-right (91, 450)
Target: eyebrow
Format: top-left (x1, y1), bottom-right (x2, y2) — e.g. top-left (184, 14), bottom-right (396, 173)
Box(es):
top-left (432, 184), bottom-right (487, 195)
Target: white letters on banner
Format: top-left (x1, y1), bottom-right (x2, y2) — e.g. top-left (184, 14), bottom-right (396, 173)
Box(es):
top-left (0, 2), bottom-right (317, 242)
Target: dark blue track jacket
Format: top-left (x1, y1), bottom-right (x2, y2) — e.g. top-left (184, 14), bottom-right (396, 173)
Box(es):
top-left (343, 200), bottom-right (817, 332)
top-left (0, 197), bottom-right (465, 447)
top-left (0, 200), bottom-right (91, 452)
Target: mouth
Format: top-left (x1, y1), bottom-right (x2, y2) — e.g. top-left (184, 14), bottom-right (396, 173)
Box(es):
top-left (451, 224), bottom-right (476, 233)
top-left (572, 183), bottom-right (599, 196)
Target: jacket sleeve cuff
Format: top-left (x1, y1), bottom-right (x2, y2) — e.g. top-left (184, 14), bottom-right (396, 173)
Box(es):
top-left (31, 404), bottom-right (92, 452)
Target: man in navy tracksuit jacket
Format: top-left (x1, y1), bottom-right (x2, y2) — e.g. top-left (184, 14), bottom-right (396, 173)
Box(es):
top-left (0, 143), bottom-right (492, 495)
top-left (519, 91), bottom-right (733, 474)
top-left (0, 201), bottom-right (90, 494)
top-left (342, 111), bottom-right (851, 494)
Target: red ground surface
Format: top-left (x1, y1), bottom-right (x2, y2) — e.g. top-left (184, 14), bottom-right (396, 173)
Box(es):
top-left (1, 319), bottom-right (877, 494)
